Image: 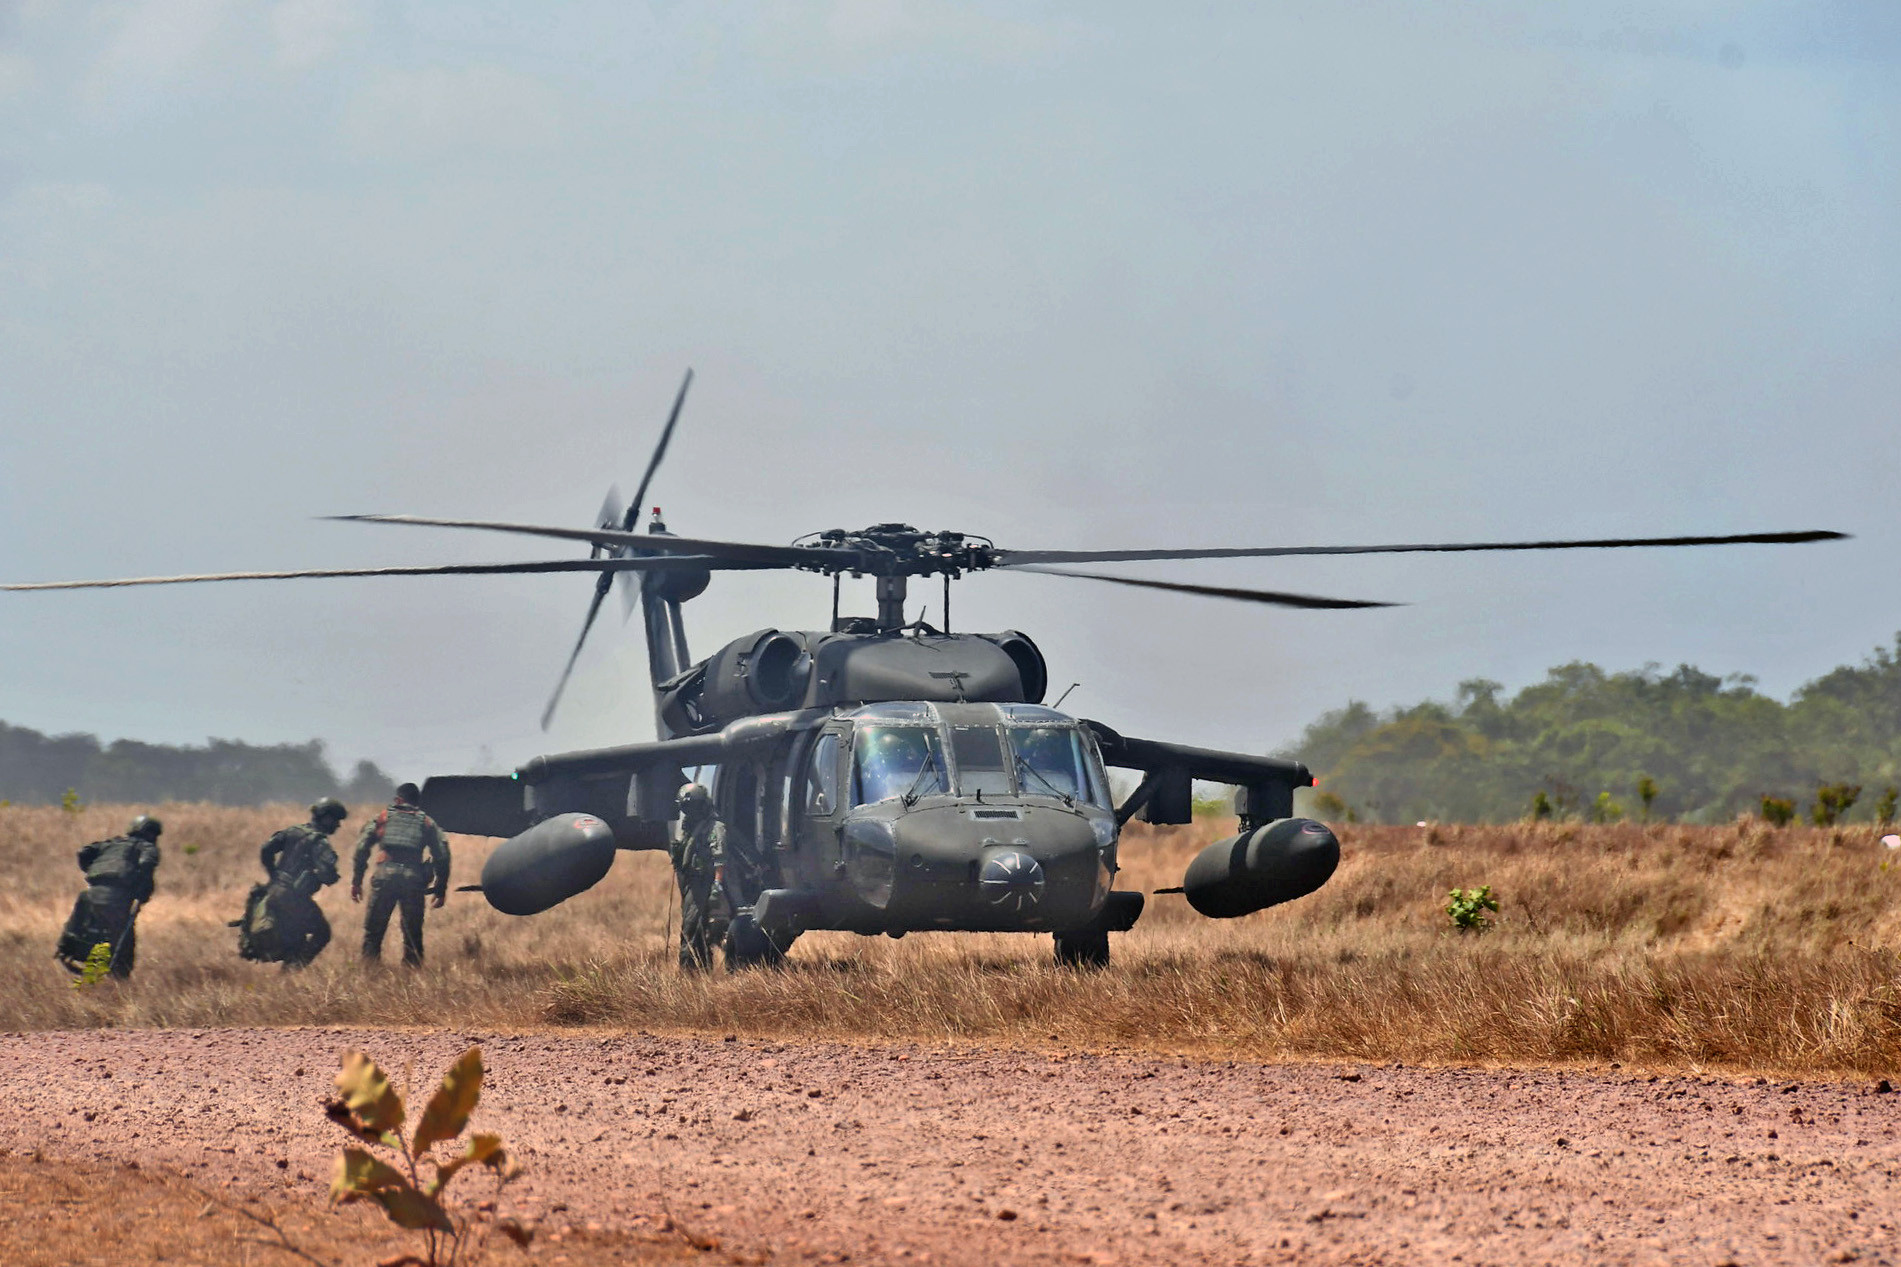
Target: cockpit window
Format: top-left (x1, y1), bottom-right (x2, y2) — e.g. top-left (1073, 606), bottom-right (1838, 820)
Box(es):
top-left (1006, 725), bottom-right (1111, 806)
top-left (807, 732), bottom-right (840, 815)
top-left (949, 725), bottom-right (1012, 798)
top-left (852, 725), bottom-right (947, 805)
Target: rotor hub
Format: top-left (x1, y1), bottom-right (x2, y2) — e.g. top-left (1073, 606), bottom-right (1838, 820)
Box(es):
top-left (802, 525), bottom-right (996, 578)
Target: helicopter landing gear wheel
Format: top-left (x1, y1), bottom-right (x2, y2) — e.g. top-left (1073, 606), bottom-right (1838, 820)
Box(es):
top-left (1053, 930), bottom-right (1110, 969)
top-left (724, 912), bottom-right (792, 971)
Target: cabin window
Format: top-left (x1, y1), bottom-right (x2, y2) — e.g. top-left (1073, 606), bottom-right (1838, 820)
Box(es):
top-left (807, 733), bottom-right (841, 816)
top-left (949, 725), bottom-right (1012, 798)
top-left (851, 725), bottom-right (947, 806)
top-left (1005, 725), bottom-right (1109, 806)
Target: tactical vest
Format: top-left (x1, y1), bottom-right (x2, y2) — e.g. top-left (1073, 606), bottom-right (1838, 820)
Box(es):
top-left (377, 806), bottom-right (429, 863)
top-left (271, 826), bottom-right (335, 894)
top-left (83, 838), bottom-right (152, 888)
top-left (671, 819), bottom-right (722, 880)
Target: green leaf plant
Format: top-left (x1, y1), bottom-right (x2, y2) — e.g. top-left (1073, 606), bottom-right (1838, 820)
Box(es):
top-left (1446, 885), bottom-right (1499, 934)
top-left (70, 942), bottom-right (113, 990)
top-left (325, 1047), bottom-right (521, 1266)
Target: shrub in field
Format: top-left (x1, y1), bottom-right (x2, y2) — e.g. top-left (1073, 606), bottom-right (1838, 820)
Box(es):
top-left (1529, 791), bottom-right (1553, 821)
top-left (70, 943), bottom-right (113, 990)
top-left (326, 1047), bottom-right (520, 1267)
top-left (1811, 783), bottom-right (1862, 827)
top-left (60, 788), bottom-right (82, 815)
top-left (1637, 776), bottom-right (1659, 822)
top-left (1591, 791), bottom-right (1624, 824)
top-left (1760, 796), bottom-right (1797, 827)
top-left (1878, 785), bottom-right (1898, 827)
top-left (1446, 886), bottom-right (1498, 933)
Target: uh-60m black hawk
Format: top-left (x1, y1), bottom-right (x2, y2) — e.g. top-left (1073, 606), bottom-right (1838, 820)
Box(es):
top-left (7, 371), bottom-right (1847, 968)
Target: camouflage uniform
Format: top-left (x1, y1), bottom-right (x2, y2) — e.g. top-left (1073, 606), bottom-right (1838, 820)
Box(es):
top-left (352, 794), bottom-right (450, 965)
top-left (670, 802), bottom-right (727, 971)
top-left (237, 812), bottom-right (343, 967)
top-left (56, 823), bottom-right (161, 978)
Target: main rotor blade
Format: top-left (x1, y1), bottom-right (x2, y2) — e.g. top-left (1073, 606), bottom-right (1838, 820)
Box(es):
top-left (624, 368), bottom-right (692, 531)
top-left (2, 557), bottom-right (761, 591)
top-left (542, 582), bottom-right (612, 731)
top-left (332, 514), bottom-right (846, 568)
top-left (1014, 566), bottom-right (1398, 610)
top-left (595, 485), bottom-right (625, 551)
top-left (994, 529), bottom-right (1848, 567)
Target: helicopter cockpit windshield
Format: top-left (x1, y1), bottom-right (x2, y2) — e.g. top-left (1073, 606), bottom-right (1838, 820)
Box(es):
top-left (1007, 723), bottom-right (1107, 805)
top-left (845, 704), bottom-right (1113, 809)
top-left (852, 724), bottom-right (948, 805)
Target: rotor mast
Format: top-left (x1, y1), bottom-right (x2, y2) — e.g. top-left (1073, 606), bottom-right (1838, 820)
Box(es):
top-left (874, 575), bottom-right (909, 631)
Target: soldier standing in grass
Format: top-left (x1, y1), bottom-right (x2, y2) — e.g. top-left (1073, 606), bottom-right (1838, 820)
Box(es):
top-left (351, 783), bottom-right (450, 966)
top-left (55, 814), bottom-right (162, 978)
top-left (670, 782), bottom-right (727, 971)
top-left (235, 798), bottom-right (346, 968)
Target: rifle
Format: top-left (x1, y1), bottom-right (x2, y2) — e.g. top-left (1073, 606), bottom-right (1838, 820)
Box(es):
top-left (109, 899), bottom-right (142, 974)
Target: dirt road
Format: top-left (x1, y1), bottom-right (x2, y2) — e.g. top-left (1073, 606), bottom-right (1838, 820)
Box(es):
top-left (1, 1028), bottom-right (1895, 1265)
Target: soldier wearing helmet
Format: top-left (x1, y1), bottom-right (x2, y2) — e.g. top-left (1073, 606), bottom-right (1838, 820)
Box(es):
top-left (55, 814), bottom-right (163, 978)
top-left (351, 783), bottom-right (451, 966)
top-left (234, 797), bottom-right (348, 967)
top-left (670, 782), bottom-right (727, 971)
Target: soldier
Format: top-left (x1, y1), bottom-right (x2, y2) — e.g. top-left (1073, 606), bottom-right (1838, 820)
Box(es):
top-left (351, 783), bottom-right (450, 966)
top-left (235, 798), bottom-right (346, 968)
top-left (670, 782), bottom-right (727, 971)
top-left (55, 814), bottom-right (162, 979)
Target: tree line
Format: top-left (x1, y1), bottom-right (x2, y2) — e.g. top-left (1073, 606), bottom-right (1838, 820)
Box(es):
top-left (1285, 633), bottom-right (1901, 825)
top-left (0, 720), bottom-right (394, 807)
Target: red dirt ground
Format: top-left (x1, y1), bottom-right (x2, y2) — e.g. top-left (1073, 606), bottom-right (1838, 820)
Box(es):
top-left (2, 1028), bottom-right (1897, 1265)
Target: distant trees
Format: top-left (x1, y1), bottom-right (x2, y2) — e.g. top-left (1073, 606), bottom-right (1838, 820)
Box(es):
top-left (0, 720), bottom-right (394, 806)
top-left (1285, 633), bottom-right (1901, 824)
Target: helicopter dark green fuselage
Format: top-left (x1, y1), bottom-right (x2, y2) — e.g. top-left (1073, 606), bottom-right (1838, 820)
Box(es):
top-left (426, 537), bottom-right (1332, 962)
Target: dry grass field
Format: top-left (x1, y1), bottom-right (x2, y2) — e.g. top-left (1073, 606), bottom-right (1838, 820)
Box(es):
top-left (4, 803), bottom-right (1901, 1078)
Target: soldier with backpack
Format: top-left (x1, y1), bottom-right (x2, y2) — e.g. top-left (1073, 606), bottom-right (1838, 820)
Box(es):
top-left (351, 783), bottom-right (451, 965)
top-left (234, 798), bottom-right (346, 967)
top-left (55, 814), bottom-right (162, 978)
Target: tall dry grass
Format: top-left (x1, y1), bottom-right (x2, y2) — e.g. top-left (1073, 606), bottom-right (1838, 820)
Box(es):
top-left (4, 804), bottom-right (1900, 1077)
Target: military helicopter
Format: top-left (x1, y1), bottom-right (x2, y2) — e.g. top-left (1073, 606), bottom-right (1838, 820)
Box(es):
top-left (6, 371), bottom-right (1847, 967)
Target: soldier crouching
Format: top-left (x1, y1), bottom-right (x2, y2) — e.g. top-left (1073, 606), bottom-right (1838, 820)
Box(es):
top-left (235, 797), bottom-right (346, 968)
top-left (351, 783), bottom-right (450, 966)
top-left (56, 814), bottom-right (162, 978)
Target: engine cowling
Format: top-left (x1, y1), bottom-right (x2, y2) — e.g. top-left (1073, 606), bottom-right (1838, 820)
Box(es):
top-left (480, 812), bottom-right (619, 916)
top-left (1180, 817), bottom-right (1339, 918)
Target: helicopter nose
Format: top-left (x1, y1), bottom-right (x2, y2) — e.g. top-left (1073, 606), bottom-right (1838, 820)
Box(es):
top-left (978, 849), bottom-right (1046, 913)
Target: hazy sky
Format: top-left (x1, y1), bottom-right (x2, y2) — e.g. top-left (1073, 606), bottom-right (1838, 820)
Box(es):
top-left (2, 1), bottom-right (1897, 780)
